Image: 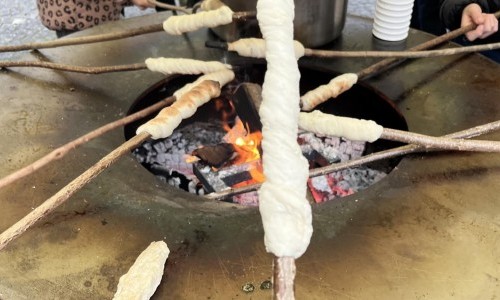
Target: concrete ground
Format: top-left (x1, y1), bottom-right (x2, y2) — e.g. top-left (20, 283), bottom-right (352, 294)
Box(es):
top-left (0, 1), bottom-right (375, 60)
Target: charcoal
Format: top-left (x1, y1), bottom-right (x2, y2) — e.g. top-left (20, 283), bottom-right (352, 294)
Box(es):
top-left (192, 143), bottom-right (235, 168)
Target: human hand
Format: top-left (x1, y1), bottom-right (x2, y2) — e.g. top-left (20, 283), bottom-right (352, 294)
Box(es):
top-left (462, 3), bottom-right (498, 41)
top-left (132, 0), bottom-right (156, 10)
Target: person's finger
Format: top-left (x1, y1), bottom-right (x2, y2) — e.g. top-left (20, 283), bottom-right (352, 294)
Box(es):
top-left (466, 24), bottom-right (483, 41)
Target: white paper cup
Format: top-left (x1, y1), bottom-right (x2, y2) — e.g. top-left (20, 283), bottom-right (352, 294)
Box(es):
top-left (373, 0), bottom-right (414, 41)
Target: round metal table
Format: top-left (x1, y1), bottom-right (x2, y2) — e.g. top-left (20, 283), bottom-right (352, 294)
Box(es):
top-left (0, 13), bottom-right (499, 299)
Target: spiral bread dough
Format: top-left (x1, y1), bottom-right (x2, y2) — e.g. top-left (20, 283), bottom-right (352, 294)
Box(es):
top-left (113, 241), bottom-right (170, 300)
top-left (136, 80), bottom-right (221, 139)
top-left (173, 69), bottom-right (235, 99)
top-left (228, 38), bottom-right (306, 59)
top-left (257, 0), bottom-right (312, 259)
top-left (145, 58), bottom-right (231, 75)
top-left (299, 110), bottom-right (383, 142)
top-left (163, 5), bottom-right (234, 35)
top-left (300, 73), bottom-right (358, 111)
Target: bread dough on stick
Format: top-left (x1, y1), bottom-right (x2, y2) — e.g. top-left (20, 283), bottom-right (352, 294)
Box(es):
top-left (228, 38), bottom-right (305, 59)
top-left (137, 80), bottom-right (221, 139)
top-left (163, 6), bottom-right (234, 35)
top-left (113, 241), bottom-right (170, 300)
top-left (299, 110), bottom-right (383, 142)
top-left (257, 0), bottom-right (312, 259)
top-left (173, 69), bottom-right (235, 99)
top-left (145, 58), bottom-right (231, 75)
top-left (300, 73), bottom-right (358, 111)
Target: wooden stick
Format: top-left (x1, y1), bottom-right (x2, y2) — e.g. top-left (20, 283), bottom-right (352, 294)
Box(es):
top-left (0, 132), bottom-right (151, 251)
top-left (304, 42), bottom-right (500, 58)
top-left (274, 257), bottom-right (296, 300)
top-left (205, 120), bottom-right (500, 201)
top-left (0, 24), bottom-right (164, 53)
top-left (380, 127), bottom-right (500, 152)
top-left (0, 95), bottom-right (176, 190)
top-left (12, 41), bottom-right (495, 74)
top-left (0, 80), bottom-right (220, 251)
top-left (357, 10), bottom-right (500, 80)
top-left (0, 61), bottom-right (147, 74)
top-left (148, 0), bottom-right (192, 14)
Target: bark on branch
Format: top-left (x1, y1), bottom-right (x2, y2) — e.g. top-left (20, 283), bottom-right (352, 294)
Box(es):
top-left (0, 61), bottom-right (147, 74)
top-left (0, 95), bottom-right (175, 189)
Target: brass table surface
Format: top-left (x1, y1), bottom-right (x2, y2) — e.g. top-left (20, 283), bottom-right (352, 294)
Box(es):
top-left (0, 13), bottom-right (499, 299)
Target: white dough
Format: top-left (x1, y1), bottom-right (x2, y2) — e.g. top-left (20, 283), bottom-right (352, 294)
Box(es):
top-left (300, 73), bottom-right (358, 111)
top-left (173, 69), bottom-right (235, 99)
top-left (257, 0), bottom-right (312, 259)
top-left (137, 80), bottom-right (221, 139)
top-left (299, 110), bottom-right (384, 142)
top-left (163, 6), bottom-right (234, 35)
top-left (228, 38), bottom-right (306, 59)
top-left (113, 241), bottom-right (170, 300)
top-left (145, 58), bottom-right (231, 75)
top-left (200, 0), bottom-right (225, 11)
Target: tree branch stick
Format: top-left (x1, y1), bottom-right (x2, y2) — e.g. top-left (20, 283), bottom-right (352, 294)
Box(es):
top-left (0, 61), bottom-right (147, 74)
top-left (356, 10), bottom-right (500, 79)
top-left (0, 95), bottom-right (175, 190)
top-left (381, 127), bottom-right (500, 152)
top-left (274, 257), bottom-right (296, 300)
top-left (0, 24), bottom-right (164, 53)
top-left (304, 42), bottom-right (500, 58)
top-left (0, 132), bottom-right (151, 251)
top-left (148, 0), bottom-right (192, 14)
top-left (205, 120), bottom-right (500, 201)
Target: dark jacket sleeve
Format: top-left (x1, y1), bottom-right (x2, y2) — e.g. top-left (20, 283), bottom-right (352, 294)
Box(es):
top-left (440, 0), bottom-right (500, 30)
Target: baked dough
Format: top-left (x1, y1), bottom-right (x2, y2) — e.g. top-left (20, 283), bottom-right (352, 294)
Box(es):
top-left (136, 80), bottom-right (221, 139)
top-left (173, 69), bottom-right (235, 99)
top-left (200, 0), bottom-right (225, 11)
top-left (257, 0), bottom-right (312, 259)
top-left (163, 6), bottom-right (234, 35)
top-left (145, 58), bottom-right (231, 75)
top-left (299, 110), bottom-right (383, 142)
top-left (113, 241), bottom-right (170, 300)
top-left (300, 73), bottom-right (358, 111)
top-left (228, 38), bottom-right (306, 59)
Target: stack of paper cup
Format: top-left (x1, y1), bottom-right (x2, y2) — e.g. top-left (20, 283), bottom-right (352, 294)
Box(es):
top-left (372, 0), bottom-right (414, 41)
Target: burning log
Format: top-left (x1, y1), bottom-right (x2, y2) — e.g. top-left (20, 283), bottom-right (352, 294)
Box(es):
top-left (192, 143), bottom-right (235, 168)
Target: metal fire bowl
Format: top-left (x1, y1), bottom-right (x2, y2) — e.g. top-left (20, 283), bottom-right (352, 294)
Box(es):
top-left (0, 13), bottom-right (499, 299)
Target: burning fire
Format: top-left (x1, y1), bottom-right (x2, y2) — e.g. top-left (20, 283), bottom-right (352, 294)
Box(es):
top-left (223, 118), bottom-right (262, 165)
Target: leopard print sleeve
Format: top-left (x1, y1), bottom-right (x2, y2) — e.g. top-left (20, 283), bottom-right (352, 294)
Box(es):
top-left (37, 0), bottom-right (127, 31)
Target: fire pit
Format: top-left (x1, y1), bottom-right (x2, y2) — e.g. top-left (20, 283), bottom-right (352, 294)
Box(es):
top-left (0, 12), bottom-right (499, 299)
top-left (124, 65), bottom-right (408, 204)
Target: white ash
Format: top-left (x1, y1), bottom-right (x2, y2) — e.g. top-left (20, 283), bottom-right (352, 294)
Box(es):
top-left (133, 121), bottom-right (388, 205)
top-left (133, 121), bottom-right (227, 194)
top-left (299, 132), bottom-right (365, 163)
top-left (299, 132), bottom-right (386, 202)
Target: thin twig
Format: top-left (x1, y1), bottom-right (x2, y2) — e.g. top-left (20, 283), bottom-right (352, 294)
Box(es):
top-left (205, 120), bottom-right (500, 201)
top-left (381, 127), bottom-right (500, 152)
top-left (0, 23), bottom-right (163, 53)
top-left (274, 257), bottom-right (296, 300)
top-left (0, 61), bottom-right (147, 74)
top-left (357, 10), bottom-right (500, 79)
top-left (0, 80), bottom-right (220, 251)
top-left (304, 42), bottom-right (500, 58)
top-left (0, 95), bottom-right (175, 189)
top-left (0, 132), bottom-right (151, 251)
top-left (148, 0), bottom-right (192, 14)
